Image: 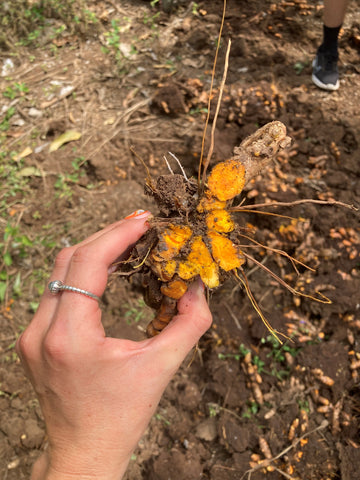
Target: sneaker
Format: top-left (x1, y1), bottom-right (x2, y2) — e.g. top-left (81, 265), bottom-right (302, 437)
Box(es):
top-left (312, 50), bottom-right (340, 91)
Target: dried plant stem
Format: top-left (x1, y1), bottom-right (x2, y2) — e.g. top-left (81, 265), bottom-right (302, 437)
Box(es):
top-left (201, 38), bottom-right (232, 188)
top-left (129, 145), bottom-right (156, 190)
top-left (198, 0), bottom-right (227, 188)
top-left (231, 198), bottom-right (358, 212)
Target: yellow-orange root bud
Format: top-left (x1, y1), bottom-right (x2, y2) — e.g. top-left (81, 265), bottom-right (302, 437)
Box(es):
top-left (178, 236), bottom-right (220, 288)
top-left (152, 224), bottom-right (192, 261)
top-left (207, 159), bottom-right (246, 201)
top-left (206, 209), bottom-right (235, 233)
top-left (162, 260), bottom-right (177, 279)
top-left (208, 231), bottom-right (245, 271)
top-left (161, 278), bottom-right (188, 299)
top-left (197, 192), bottom-right (227, 213)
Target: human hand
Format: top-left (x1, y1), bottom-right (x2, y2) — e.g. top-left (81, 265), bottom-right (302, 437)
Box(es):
top-left (16, 211), bottom-right (212, 480)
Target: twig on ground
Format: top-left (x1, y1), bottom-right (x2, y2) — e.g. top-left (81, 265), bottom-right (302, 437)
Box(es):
top-left (223, 302), bottom-right (242, 330)
top-left (240, 420), bottom-right (329, 480)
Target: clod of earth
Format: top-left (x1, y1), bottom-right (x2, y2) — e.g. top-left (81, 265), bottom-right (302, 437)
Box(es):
top-left (118, 121), bottom-right (291, 337)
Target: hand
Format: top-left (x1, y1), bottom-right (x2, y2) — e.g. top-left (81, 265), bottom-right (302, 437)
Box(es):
top-left (16, 211), bottom-right (212, 480)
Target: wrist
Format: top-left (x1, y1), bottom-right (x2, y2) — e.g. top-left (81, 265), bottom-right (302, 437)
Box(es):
top-left (31, 449), bottom-right (130, 480)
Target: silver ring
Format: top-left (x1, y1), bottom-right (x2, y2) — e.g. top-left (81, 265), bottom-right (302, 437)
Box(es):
top-left (48, 280), bottom-right (101, 303)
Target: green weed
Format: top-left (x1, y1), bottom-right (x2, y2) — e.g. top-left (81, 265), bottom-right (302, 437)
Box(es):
top-left (143, 10), bottom-right (161, 29)
top-left (0, 215), bottom-right (56, 303)
top-left (297, 399), bottom-right (310, 413)
top-left (102, 18), bottom-right (137, 71)
top-left (260, 335), bottom-right (298, 380)
top-left (0, 222), bottom-right (33, 302)
top-left (124, 298), bottom-right (148, 325)
top-left (218, 344), bottom-right (265, 373)
top-left (1, 0), bottom-right (98, 49)
top-left (262, 335), bottom-right (298, 362)
top-left (192, 2), bottom-right (200, 15)
top-left (242, 400), bottom-right (259, 418)
top-left (155, 413), bottom-right (171, 426)
top-left (54, 156), bottom-right (87, 199)
top-left (1, 223), bottom-right (33, 267)
top-left (3, 83), bottom-right (29, 100)
top-left (208, 403), bottom-right (220, 417)
top-left (0, 107), bottom-right (16, 132)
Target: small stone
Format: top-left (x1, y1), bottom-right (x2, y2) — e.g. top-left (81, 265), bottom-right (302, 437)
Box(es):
top-left (2, 58), bottom-right (14, 77)
top-left (28, 107), bottom-right (43, 118)
top-left (21, 419), bottom-right (44, 449)
top-left (7, 458), bottom-right (20, 469)
top-left (195, 418), bottom-right (217, 442)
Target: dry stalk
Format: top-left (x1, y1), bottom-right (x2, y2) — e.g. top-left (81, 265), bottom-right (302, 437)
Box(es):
top-left (198, 0), bottom-right (227, 187)
top-left (200, 38), bottom-right (232, 188)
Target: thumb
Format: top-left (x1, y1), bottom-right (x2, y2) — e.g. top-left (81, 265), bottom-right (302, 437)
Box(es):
top-left (151, 279), bottom-right (212, 360)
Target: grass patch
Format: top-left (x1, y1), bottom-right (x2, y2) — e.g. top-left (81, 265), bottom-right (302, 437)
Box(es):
top-left (0, 0), bottom-right (98, 49)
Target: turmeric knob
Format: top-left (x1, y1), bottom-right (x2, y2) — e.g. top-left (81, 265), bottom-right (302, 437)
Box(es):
top-left (207, 159), bottom-right (246, 201)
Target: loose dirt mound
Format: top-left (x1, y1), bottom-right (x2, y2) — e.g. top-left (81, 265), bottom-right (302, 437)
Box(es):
top-left (0, 1), bottom-right (359, 478)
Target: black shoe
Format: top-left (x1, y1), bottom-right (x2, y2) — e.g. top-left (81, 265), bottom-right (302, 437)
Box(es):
top-left (312, 50), bottom-right (339, 91)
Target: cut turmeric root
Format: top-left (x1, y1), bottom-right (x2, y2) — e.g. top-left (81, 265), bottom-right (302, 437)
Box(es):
top-left (141, 121), bottom-right (291, 336)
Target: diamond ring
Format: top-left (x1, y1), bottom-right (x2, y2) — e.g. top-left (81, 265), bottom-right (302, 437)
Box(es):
top-left (48, 280), bottom-right (101, 303)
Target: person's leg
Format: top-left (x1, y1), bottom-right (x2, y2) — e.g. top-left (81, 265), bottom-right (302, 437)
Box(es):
top-left (323, 0), bottom-right (348, 28)
top-left (312, 0), bottom-right (349, 91)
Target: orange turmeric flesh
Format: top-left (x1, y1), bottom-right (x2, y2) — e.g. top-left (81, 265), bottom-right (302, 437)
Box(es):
top-left (178, 236), bottom-right (220, 288)
top-left (207, 159), bottom-right (246, 201)
top-left (151, 224), bottom-right (192, 261)
top-left (208, 231), bottom-right (245, 271)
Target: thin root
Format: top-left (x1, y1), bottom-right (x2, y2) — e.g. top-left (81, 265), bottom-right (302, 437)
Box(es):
top-left (237, 232), bottom-right (315, 274)
top-left (241, 251), bottom-right (331, 305)
top-left (234, 269), bottom-right (284, 343)
top-left (167, 151), bottom-right (190, 182)
top-left (231, 198), bottom-right (358, 212)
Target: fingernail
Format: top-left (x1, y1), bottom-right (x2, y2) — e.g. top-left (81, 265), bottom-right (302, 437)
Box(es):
top-left (189, 277), bottom-right (205, 295)
top-left (124, 209), bottom-right (150, 220)
top-left (108, 264), bottom-right (118, 274)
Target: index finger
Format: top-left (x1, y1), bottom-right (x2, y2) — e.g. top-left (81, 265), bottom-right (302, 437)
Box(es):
top-left (51, 212), bottom-right (151, 333)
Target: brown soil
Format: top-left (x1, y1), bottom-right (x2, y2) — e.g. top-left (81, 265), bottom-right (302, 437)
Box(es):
top-left (1, 1), bottom-right (359, 479)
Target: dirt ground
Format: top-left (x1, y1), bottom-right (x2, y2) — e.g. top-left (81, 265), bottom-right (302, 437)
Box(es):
top-left (1, 0), bottom-right (360, 478)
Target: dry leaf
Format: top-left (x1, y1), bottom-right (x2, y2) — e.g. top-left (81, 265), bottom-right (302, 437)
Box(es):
top-left (17, 166), bottom-right (42, 177)
top-left (14, 147), bottom-right (33, 161)
top-left (49, 130), bottom-right (82, 152)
